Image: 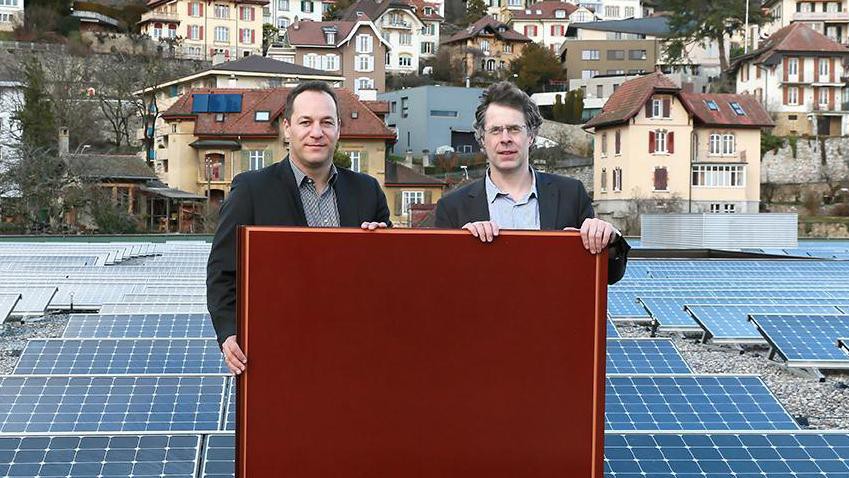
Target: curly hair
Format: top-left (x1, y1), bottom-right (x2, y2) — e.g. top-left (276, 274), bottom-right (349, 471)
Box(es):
top-left (472, 81), bottom-right (543, 146)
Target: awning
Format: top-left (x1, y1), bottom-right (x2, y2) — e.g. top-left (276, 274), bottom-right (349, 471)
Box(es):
top-left (141, 186), bottom-right (207, 200)
top-left (189, 139), bottom-right (242, 150)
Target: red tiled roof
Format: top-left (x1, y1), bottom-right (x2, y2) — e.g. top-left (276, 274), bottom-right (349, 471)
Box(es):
top-left (408, 0), bottom-right (444, 21)
top-left (734, 22), bottom-right (849, 68)
top-left (147, 0), bottom-right (267, 7)
top-left (510, 1), bottom-right (578, 20)
top-left (362, 100), bottom-right (390, 115)
top-left (444, 16), bottom-right (532, 44)
top-left (342, 0), bottom-right (442, 22)
top-left (583, 72), bottom-right (679, 129)
top-left (161, 87), bottom-right (395, 139)
top-left (384, 161), bottom-right (446, 186)
top-left (679, 93), bottom-right (774, 128)
top-left (286, 21), bottom-right (359, 47)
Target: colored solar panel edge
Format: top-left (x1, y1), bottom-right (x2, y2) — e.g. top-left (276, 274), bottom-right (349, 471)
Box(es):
top-left (606, 320), bottom-right (620, 338)
top-left (605, 339), bottom-right (692, 374)
top-left (62, 313), bottom-right (215, 339)
top-left (201, 434), bottom-right (235, 478)
top-left (685, 304), bottom-right (844, 345)
top-left (748, 314), bottom-right (849, 369)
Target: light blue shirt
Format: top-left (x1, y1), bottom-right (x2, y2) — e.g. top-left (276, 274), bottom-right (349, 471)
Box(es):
top-left (485, 169), bottom-right (540, 230)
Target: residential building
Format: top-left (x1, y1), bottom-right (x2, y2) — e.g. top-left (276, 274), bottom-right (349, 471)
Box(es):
top-left (761, 0), bottom-right (849, 46)
top-left (341, 0), bottom-right (445, 74)
top-left (158, 87), bottom-right (396, 209)
top-left (560, 37), bottom-right (657, 80)
top-left (443, 16), bottom-right (533, 78)
top-left (384, 160), bottom-right (446, 226)
top-left (730, 22), bottom-right (849, 136)
top-left (583, 72), bottom-right (773, 222)
top-left (139, 0), bottom-right (267, 61)
top-left (0, 0), bottom-right (22, 32)
top-left (502, 0), bottom-right (578, 53)
top-left (378, 85), bottom-right (484, 157)
top-left (0, 66), bottom-right (21, 163)
top-left (284, 20), bottom-right (390, 95)
top-left (264, 0), bottom-right (323, 33)
top-left (71, 2), bottom-right (124, 33)
top-left (576, 0), bottom-right (641, 20)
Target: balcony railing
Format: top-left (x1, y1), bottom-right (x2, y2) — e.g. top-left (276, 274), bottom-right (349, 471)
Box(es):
top-left (383, 19), bottom-right (411, 29)
top-left (793, 11), bottom-right (849, 22)
top-left (140, 10), bottom-right (181, 23)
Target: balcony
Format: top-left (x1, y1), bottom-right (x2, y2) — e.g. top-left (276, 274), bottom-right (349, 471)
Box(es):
top-left (139, 10), bottom-right (181, 24)
top-left (793, 11), bottom-right (849, 22)
top-left (382, 19), bottom-right (411, 29)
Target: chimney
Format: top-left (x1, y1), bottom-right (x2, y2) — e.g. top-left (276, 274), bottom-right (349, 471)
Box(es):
top-left (58, 127), bottom-right (69, 156)
top-left (404, 150), bottom-right (413, 168)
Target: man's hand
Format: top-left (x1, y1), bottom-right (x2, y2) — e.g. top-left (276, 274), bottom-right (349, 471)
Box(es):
top-left (360, 222), bottom-right (388, 230)
top-left (222, 335), bottom-right (247, 375)
top-left (462, 221), bottom-right (499, 243)
top-left (577, 218), bottom-right (618, 254)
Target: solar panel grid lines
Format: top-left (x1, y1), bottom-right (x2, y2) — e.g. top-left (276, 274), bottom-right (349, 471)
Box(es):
top-left (99, 303), bottom-right (211, 315)
top-left (201, 433), bottom-right (235, 478)
top-left (223, 378), bottom-right (234, 432)
top-left (839, 338), bottom-right (849, 356)
top-left (747, 314), bottom-right (849, 369)
top-left (607, 320), bottom-right (620, 338)
top-left (0, 374), bottom-right (228, 433)
top-left (603, 431), bottom-right (849, 477)
top-left (685, 304), bottom-right (844, 344)
top-left (62, 313), bottom-right (215, 339)
top-left (121, 293), bottom-right (207, 304)
top-left (0, 433), bottom-right (203, 478)
top-left (0, 286), bottom-right (58, 320)
top-left (605, 339), bottom-right (692, 374)
top-left (0, 294), bottom-right (21, 323)
top-left (604, 374), bottom-right (800, 432)
top-left (13, 338), bottom-right (228, 375)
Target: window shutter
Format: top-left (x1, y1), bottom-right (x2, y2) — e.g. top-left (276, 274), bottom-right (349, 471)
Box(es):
top-left (187, 2), bottom-right (191, 15)
top-left (251, 7), bottom-right (256, 21)
top-left (662, 98), bottom-right (670, 117)
top-left (783, 57), bottom-right (789, 81)
top-left (645, 100), bottom-right (652, 118)
top-left (668, 131), bottom-right (674, 153)
top-left (240, 150), bottom-right (250, 173)
top-left (783, 85), bottom-right (788, 105)
top-left (799, 58), bottom-right (804, 82)
top-left (263, 150), bottom-right (273, 167)
top-left (199, 2), bottom-right (203, 16)
top-left (359, 151), bottom-right (369, 173)
top-left (252, 30), bottom-right (256, 44)
top-left (654, 168), bottom-right (668, 191)
top-left (199, 26), bottom-right (204, 40)
top-left (424, 190), bottom-right (433, 203)
top-left (830, 58), bottom-right (836, 83)
top-left (830, 87), bottom-right (836, 110)
top-left (814, 86), bottom-right (820, 110)
top-left (393, 191), bottom-right (402, 216)
top-left (648, 131), bottom-right (655, 153)
top-left (615, 130), bottom-right (621, 154)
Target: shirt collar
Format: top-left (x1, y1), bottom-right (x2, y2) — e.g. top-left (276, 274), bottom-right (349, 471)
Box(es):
top-left (289, 158), bottom-right (338, 187)
top-left (484, 168), bottom-right (538, 204)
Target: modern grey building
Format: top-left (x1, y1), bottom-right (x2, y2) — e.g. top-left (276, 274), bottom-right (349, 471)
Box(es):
top-left (378, 85), bottom-right (484, 158)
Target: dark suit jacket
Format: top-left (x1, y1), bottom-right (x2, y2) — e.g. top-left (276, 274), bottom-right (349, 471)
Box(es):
top-left (434, 171), bottom-right (629, 284)
top-left (206, 158), bottom-right (391, 346)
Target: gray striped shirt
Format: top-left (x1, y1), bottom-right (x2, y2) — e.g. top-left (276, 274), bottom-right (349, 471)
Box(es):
top-left (290, 160), bottom-right (340, 227)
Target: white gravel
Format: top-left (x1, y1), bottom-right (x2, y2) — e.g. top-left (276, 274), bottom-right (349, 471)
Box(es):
top-left (0, 314), bottom-right (68, 375)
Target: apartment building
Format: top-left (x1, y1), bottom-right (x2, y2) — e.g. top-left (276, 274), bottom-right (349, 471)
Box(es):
top-left (761, 0), bottom-right (849, 45)
top-left (576, 0), bottom-right (640, 20)
top-left (503, 0), bottom-right (578, 53)
top-left (263, 0), bottom-right (323, 33)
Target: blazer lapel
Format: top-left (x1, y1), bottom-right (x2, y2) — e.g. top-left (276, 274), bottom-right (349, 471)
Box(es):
top-left (275, 157), bottom-right (308, 226)
top-left (537, 173), bottom-right (559, 230)
top-left (333, 172), bottom-right (358, 227)
top-left (464, 179), bottom-right (491, 223)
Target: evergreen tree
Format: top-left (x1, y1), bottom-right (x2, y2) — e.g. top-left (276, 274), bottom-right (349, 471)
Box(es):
top-left (509, 43), bottom-right (563, 94)
top-left (464, 0), bottom-right (487, 26)
top-left (15, 57), bottom-right (56, 149)
top-left (551, 94), bottom-right (566, 122)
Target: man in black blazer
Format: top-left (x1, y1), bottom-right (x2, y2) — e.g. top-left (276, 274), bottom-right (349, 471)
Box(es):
top-left (435, 82), bottom-right (629, 284)
top-left (207, 81), bottom-right (390, 374)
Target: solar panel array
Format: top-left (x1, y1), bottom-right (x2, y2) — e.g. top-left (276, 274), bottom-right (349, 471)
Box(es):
top-left (2, 240), bottom-right (849, 476)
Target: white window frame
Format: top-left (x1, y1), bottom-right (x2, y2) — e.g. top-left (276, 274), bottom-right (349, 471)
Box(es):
top-left (480, 39), bottom-right (490, 51)
top-left (600, 168), bottom-right (607, 192)
top-left (651, 98), bottom-right (662, 118)
top-left (215, 4), bottom-right (229, 18)
top-left (819, 87), bottom-right (830, 107)
top-left (788, 57), bottom-right (798, 76)
top-left (356, 34), bottom-right (373, 53)
top-left (709, 133), bottom-right (721, 155)
top-left (279, 0), bottom-right (289, 10)
top-left (722, 133), bottom-right (735, 155)
top-left (819, 58), bottom-right (830, 79)
top-left (214, 26), bottom-right (229, 43)
top-left (402, 191), bottom-right (425, 213)
top-left (355, 54), bottom-right (374, 72)
top-left (347, 151), bottom-right (361, 172)
top-left (399, 54), bottom-right (412, 68)
top-left (581, 49), bottom-right (600, 60)
top-left (325, 54), bottom-right (339, 71)
top-left (241, 28), bottom-right (252, 44)
top-left (788, 86), bottom-right (799, 105)
top-left (654, 130), bottom-right (667, 153)
top-left (399, 32), bottom-right (412, 46)
top-left (691, 165), bottom-right (746, 188)
top-left (248, 150), bottom-right (264, 171)
top-left (612, 167), bottom-right (622, 192)
top-left (355, 77), bottom-right (374, 91)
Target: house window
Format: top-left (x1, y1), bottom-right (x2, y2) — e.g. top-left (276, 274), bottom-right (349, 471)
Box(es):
top-left (255, 111), bottom-right (270, 121)
top-left (722, 133), bottom-right (735, 155)
top-left (248, 150), bottom-right (264, 170)
top-left (709, 133), bottom-right (721, 155)
top-left (614, 130), bottom-right (621, 155)
top-left (400, 32), bottom-right (412, 45)
top-left (654, 130), bottom-right (667, 153)
top-left (347, 151), bottom-right (361, 172)
top-left (153, 23), bottom-right (163, 38)
top-left (551, 25), bottom-right (565, 36)
top-left (600, 168), bottom-right (607, 192)
top-left (629, 49), bottom-right (647, 60)
top-left (524, 25), bottom-right (538, 36)
top-left (401, 97), bottom-right (409, 118)
top-left (724, 204), bottom-right (736, 213)
top-left (241, 28), bottom-right (254, 44)
top-left (819, 58), bottom-right (830, 78)
top-left (652, 98), bottom-right (662, 118)
top-left (304, 54), bottom-right (318, 69)
top-left (705, 99), bottom-right (719, 110)
top-left (356, 77), bottom-right (374, 91)
top-left (240, 6), bottom-right (253, 20)
top-left (788, 57), bottom-right (798, 76)
top-left (356, 55), bottom-right (374, 71)
top-left (788, 86), bottom-right (799, 105)
top-left (504, 43), bottom-right (512, 53)
top-left (819, 87), bottom-right (830, 106)
top-left (214, 4), bottom-right (229, 18)
top-left (607, 49), bottom-right (625, 60)
top-left (323, 54), bottom-right (339, 70)
top-left (431, 110), bottom-right (458, 117)
top-left (301, 0), bottom-right (313, 13)
top-left (612, 167), bottom-right (622, 192)
top-left (189, 2), bottom-right (201, 16)
top-left (399, 54), bottom-right (412, 67)
top-left (601, 132), bottom-right (607, 155)
top-left (691, 165), bottom-right (746, 187)
top-left (278, 18), bottom-right (289, 28)
top-left (653, 167), bottom-right (668, 191)
top-left (356, 34), bottom-right (373, 53)
top-left (279, 0), bottom-right (289, 10)
top-left (481, 40), bottom-right (490, 51)
top-left (624, 6), bottom-right (634, 16)
top-left (390, 101), bottom-right (396, 113)
top-left (555, 9), bottom-right (566, 18)
top-left (215, 26), bottom-right (229, 42)
top-left (581, 70), bottom-right (599, 79)
top-left (581, 49), bottom-right (600, 60)
top-left (596, 85), bottom-right (603, 98)
top-left (402, 191), bottom-right (425, 213)
top-left (188, 25), bottom-right (201, 40)
top-left (421, 41), bottom-right (434, 54)
top-left (604, 5), bottom-right (620, 17)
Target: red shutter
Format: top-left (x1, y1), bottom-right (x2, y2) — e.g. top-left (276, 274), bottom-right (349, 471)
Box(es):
top-left (251, 7), bottom-right (256, 21)
top-left (187, 2), bottom-right (190, 15)
top-left (648, 131), bottom-right (655, 153)
top-left (251, 29), bottom-right (256, 44)
top-left (662, 98), bottom-right (670, 117)
top-left (199, 2), bottom-right (203, 16)
top-left (615, 131), bottom-right (621, 154)
top-left (199, 26), bottom-right (204, 40)
top-left (645, 100), bottom-right (652, 118)
top-left (814, 86), bottom-right (820, 110)
top-left (668, 131), bottom-right (674, 153)
top-left (654, 168), bottom-right (668, 191)
top-left (831, 58), bottom-right (836, 83)
top-left (799, 58), bottom-right (804, 82)
top-left (830, 87), bottom-right (836, 110)
top-left (756, 65), bottom-right (761, 79)
top-left (783, 86), bottom-right (788, 105)
top-left (783, 57), bottom-right (789, 81)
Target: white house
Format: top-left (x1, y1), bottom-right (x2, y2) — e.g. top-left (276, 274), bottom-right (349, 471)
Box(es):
top-left (0, 0), bottom-right (23, 32)
top-left (505, 0), bottom-right (579, 53)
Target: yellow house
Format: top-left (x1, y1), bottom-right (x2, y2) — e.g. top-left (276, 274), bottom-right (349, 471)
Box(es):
top-left (383, 161), bottom-right (446, 227)
top-left (583, 72), bottom-right (774, 220)
top-left (139, 0), bottom-right (267, 61)
top-left (442, 16), bottom-right (532, 78)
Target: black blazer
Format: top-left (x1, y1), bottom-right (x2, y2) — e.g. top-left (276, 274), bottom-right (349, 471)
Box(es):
top-left (434, 172), bottom-right (629, 284)
top-left (206, 158), bottom-right (391, 346)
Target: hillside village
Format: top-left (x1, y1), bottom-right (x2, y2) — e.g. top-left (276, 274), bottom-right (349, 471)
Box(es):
top-left (0, 0), bottom-right (847, 235)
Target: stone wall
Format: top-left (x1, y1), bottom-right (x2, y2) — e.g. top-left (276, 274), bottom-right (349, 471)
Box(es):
top-left (799, 219), bottom-right (849, 238)
top-left (761, 136), bottom-right (849, 186)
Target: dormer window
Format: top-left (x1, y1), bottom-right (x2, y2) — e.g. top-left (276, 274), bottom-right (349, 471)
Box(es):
top-left (729, 101), bottom-right (745, 116)
top-left (424, 6), bottom-right (432, 15)
top-left (555, 9), bottom-right (566, 18)
top-left (215, 113), bottom-right (225, 122)
top-left (535, 9), bottom-right (542, 14)
top-left (356, 10), bottom-right (364, 16)
top-left (255, 111), bottom-right (270, 121)
top-left (705, 99), bottom-right (719, 111)
top-left (326, 31), bottom-right (335, 43)
top-left (524, 9), bottom-right (530, 14)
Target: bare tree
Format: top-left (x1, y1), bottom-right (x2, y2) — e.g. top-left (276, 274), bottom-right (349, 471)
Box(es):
top-left (91, 53), bottom-right (143, 150)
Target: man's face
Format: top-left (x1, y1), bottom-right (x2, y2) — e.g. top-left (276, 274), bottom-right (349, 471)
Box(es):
top-left (283, 90), bottom-right (340, 169)
top-left (481, 103), bottom-right (532, 175)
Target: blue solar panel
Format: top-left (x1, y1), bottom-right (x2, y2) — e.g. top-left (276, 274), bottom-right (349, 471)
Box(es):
top-left (202, 434), bottom-right (235, 478)
top-left (224, 378), bottom-right (235, 431)
top-left (608, 291), bottom-right (651, 320)
top-left (0, 434), bottom-right (201, 477)
top-left (605, 339), bottom-right (692, 374)
top-left (604, 432), bottom-right (849, 477)
top-left (605, 375), bottom-right (799, 431)
top-left (607, 320), bottom-right (620, 338)
top-left (686, 305), bottom-right (842, 344)
top-left (638, 297), bottom-right (704, 331)
top-left (0, 375), bottom-right (226, 432)
top-left (14, 339), bottom-right (227, 375)
top-left (749, 314), bottom-right (849, 368)
top-left (63, 313), bottom-right (214, 338)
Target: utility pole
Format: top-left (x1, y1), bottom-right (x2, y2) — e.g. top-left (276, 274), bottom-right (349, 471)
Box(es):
top-left (744, 0), bottom-right (750, 54)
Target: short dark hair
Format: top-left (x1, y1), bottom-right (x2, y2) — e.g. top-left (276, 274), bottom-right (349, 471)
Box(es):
top-left (473, 81), bottom-right (543, 145)
top-left (283, 81), bottom-right (340, 123)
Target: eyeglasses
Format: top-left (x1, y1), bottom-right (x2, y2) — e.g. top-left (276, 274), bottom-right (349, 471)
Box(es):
top-left (484, 124), bottom-right (527, 137)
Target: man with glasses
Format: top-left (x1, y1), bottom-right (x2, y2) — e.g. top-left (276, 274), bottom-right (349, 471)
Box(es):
top-left (435, 81), bottom-right (629, 284)
top-left (207, 81), bottom-right (391, 375)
